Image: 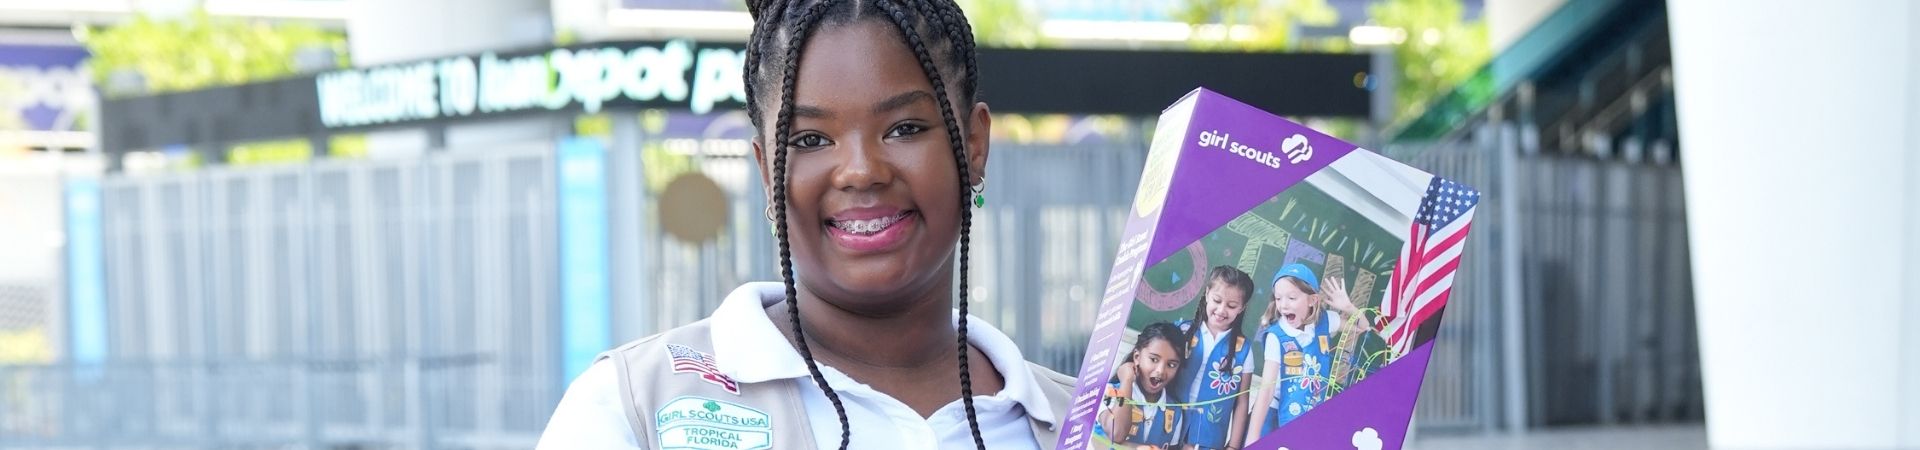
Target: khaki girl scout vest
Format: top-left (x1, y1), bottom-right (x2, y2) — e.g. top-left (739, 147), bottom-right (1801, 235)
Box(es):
top-left (598, 317), bottom-right (1077, 450)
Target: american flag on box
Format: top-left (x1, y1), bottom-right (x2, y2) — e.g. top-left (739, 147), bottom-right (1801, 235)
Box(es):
top-left (667, 343), bottom-right (739, 394)
top-left (1381, 177), bottom-right (1480, 357)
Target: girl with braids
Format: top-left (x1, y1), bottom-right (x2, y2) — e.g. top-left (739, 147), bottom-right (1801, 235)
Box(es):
top-left (1169, 266), bottom-right (1255, 450)
top-left (535, 0), bottom-right (1073, 449)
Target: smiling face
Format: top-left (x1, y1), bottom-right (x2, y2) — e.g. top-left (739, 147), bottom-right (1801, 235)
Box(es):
top-left (1274, 277), bottom-right (1317, 329)
top-left (753, 20), bottom-right (989, 314)
top-left (1202, 278), bottom-right (1248, 334)
top-left (1131, 337), bottom-right (1181, 398)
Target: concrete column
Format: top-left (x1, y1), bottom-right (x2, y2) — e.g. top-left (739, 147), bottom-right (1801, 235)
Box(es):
top-left (1668, 1), bottom-right (1918, 448)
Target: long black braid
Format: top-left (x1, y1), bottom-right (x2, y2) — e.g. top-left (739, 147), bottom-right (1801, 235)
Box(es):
top-left (763, 1), bottom-right (853, 448)
top-left (741, 0), bottom-right (987, 449)
top-left (865, 2), bottom-right (985, 448)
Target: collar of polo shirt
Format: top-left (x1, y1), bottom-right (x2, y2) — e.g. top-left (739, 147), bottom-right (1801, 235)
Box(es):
top-left (707, 282), bottom-right (1058, 427)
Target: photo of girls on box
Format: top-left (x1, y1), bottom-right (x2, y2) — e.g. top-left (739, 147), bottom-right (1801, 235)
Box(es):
top-left (1093, 178), bottom-right (1448, 450)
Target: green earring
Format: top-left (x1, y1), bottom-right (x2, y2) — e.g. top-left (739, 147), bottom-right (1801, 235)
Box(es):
top-left (971, 179), bottom-right (986, 208)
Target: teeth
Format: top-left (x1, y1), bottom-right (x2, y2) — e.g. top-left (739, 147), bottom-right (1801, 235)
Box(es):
top-left (834, 212), bottom-right (906, 235)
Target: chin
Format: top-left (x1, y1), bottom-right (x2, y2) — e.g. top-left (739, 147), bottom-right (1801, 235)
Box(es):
top-left (805, 259), bottom-right (949, 313)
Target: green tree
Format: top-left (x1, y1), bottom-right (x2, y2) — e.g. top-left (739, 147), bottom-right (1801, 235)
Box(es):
top-left (81, 10), bottom-right (347, 97)
top-left (1173, 0), bottom-right (1340, 51)
top-left (1370, 0), bottom-right (1491, 123)
top-left (958, 0), bottom-right (1048, 48)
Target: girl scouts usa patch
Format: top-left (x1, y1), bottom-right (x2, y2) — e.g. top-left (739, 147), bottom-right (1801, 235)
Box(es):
top-left (656, 396), bottom-right (773, 450)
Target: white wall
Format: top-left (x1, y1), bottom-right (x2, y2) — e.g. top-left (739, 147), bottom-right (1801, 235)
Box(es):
top-left (1668, 1), bottom-right (1917, 448)
top-left (0, 165), bottom-right (61, 281)
top-left (1485, 0), bottom-right (1566, 52)
top-left (345, 0), bottom-right (556, 157)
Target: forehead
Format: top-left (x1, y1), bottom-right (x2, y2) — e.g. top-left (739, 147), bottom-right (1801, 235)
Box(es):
top-left (1209, 279), bottom-right (1245, 295)
top-left (1273, 279), bottom-right (1304, 295)
top-left (1141, 337), bottom-right (1179, 353)
top-left (790, 20), bottom-right (931, 109)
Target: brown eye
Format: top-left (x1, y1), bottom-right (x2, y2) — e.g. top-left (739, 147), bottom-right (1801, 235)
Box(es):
top-left (885, 123), bottom-right (927, 139)
top-left (790, 133), bottom-right (832, 150)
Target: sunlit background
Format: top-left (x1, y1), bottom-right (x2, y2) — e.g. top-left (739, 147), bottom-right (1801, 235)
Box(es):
top-left (2, 0), bottom-right (1916, 449)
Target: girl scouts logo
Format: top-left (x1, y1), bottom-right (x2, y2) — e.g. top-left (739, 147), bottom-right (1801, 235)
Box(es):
top-left (655, 396), bottom-right (773, 450)
top-left (1281, 133), bottom-right (1314, 164)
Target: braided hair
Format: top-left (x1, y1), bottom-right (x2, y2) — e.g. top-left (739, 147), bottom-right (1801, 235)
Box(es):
top-left (742, 0), bottom-right (985, 449)
top-left (1188, 266), bottom-right (1254, 374)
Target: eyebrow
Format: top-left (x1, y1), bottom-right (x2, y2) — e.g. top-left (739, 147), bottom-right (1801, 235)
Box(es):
top-left (872, 90), bottom-right (935, 115)
top-left (795, 105), bottom-right (831, 119)
top-left (791, 90), bottom-right (935, 119)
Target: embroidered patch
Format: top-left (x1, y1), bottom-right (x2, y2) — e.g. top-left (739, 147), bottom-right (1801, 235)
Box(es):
top-left (667, 343), bottom-right (740, 394)
top-left (655, 396), bottom-right (773, 450)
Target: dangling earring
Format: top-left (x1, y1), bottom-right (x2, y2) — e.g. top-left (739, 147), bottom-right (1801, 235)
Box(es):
top-left (971, 177), bottom-right (986, 208)
top-left (764, 205), bottom-right (777, 236)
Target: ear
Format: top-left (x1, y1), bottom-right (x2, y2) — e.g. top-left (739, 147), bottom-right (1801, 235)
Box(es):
top-left (752, 139), bottom-right (774, 202)
top-left (964, 101), bottom-right (992, 186)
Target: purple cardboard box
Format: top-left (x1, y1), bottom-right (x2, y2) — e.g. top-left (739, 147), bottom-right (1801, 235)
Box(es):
top-left (1055, 88), bottom-right (1481, 450)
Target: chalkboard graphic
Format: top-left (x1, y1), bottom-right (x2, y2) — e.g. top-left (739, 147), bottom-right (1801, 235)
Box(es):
top-left (1136, 241), bottom-right (1209, 312)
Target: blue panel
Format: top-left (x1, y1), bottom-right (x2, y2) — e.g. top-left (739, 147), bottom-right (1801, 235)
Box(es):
top-left (557, 138), bottom-right (613, 384)
top-left (64, 178), bottom-right (106, 365)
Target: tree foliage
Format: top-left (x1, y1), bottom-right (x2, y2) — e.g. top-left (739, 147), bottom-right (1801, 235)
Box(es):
top-left (1173, 0), bottom-right (1339, 51)
top-left (81, 11), bottom-right (347, 97)
top-left (1369, 0), bottom-right (1491, 122)
top-left (957, 0), bottom-right (1049, 48)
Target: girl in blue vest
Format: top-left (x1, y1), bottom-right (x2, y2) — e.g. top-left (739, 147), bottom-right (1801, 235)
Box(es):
top-left (1171, 266), bottom-right (1256, 450)
top-left (1246, 263), bottom-right (1369, 440)
top-left (1096, 322), bottom-right (1188, 449)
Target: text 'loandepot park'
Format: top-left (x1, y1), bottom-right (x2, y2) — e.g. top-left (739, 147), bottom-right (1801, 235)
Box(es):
top-left (317, 40), bottom-right (749, 128)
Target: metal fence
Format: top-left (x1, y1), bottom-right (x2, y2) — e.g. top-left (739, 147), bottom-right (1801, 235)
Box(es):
top-left (1, 117), bottom-right (1700, 447)
top-left (1385, 121), bottom-right (1701, 432)
top-left (0, 132), bottom-right (1151, 448)
top-left (10, 145), bottom-right (566, 449)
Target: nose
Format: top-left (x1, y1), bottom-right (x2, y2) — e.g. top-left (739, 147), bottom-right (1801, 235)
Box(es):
top-left (831, 133), bottom-right (893, 192)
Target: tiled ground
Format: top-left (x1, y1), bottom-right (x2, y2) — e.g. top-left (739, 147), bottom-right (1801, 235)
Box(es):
top-left (1409, 424), bottom-right (1709, 450)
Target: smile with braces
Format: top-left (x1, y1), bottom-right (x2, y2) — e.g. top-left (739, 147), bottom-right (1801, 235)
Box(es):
top-left (833, 212), bottom-right (909, 235)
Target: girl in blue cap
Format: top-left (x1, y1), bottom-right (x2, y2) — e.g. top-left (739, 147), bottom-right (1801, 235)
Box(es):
top-left (1245, 263), bottom-right (1370, 439)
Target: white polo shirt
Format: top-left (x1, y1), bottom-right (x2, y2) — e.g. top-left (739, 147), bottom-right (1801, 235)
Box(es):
top-left (536, 282), bottom-right (1057, 450)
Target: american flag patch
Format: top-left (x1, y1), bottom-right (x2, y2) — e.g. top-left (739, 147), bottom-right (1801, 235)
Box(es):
top-left (666, 343), bottom-right (739, 394)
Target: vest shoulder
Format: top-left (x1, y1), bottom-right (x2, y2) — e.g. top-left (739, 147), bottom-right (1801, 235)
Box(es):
top-left (1027, 362), bottom-right (1075, 391)
top-left (1026, 361), bottom-right (1075, 433)
top-left (600, 319), bottom-right (718, 362)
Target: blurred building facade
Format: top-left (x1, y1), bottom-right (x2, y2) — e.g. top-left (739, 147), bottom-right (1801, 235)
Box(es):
top-left (0, 0), bottom-right (1720, 449)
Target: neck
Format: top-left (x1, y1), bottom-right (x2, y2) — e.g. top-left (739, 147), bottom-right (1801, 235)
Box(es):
top-left (777, 282), bottom-right (961, 371)
top-left (1205, 323), bottom-right (1229, 336)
